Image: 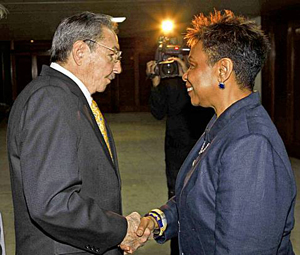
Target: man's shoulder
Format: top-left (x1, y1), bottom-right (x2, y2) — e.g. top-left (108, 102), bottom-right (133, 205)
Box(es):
top-left (11, 69), bottom-right (78, 119)
top-left (19, 66), bottom-right (76, 100)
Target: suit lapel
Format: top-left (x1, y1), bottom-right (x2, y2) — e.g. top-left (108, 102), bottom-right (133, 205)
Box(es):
top-left (106, 125), bottom-right (120, 181)
top-left (40, 65), bottom-right (116, 169)
top-left (82, 103), bottom-right (115, 167)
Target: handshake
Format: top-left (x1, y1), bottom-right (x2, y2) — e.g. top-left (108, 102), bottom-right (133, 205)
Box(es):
top-left (119, 212), bottom-right (159, 254)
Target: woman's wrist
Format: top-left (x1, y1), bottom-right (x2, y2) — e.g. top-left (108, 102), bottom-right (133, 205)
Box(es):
top-left (144, 209), bottom-right (167, 236)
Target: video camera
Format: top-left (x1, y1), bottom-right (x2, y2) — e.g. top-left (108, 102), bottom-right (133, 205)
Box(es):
top-left (154, 36), bottom-right (190, 79)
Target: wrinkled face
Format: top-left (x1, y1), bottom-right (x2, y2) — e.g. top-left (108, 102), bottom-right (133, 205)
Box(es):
top-left (83, 27), bottom-right (122, 94)
top-left (182, 42), bottom-right (218, 107)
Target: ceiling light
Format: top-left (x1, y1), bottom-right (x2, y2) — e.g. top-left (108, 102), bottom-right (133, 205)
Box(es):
top-left (161, 20), bottom-right (174, 34)
top-left (111, 17), bottom-right (126, 23)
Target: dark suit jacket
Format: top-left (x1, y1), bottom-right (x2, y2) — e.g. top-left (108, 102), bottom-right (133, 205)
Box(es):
top-left (156, 92), bottom-right (297, 255)
top-left (7, 65), bottom-right (127, 255)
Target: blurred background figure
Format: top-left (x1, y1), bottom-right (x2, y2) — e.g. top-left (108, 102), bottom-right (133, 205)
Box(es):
top-left (146, 54), bottom-right (213, 255)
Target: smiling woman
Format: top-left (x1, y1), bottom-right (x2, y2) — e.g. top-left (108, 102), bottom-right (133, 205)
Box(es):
top-left (182, 42), bottom-right (220, 111)
top-left (182, 10), bottom-right (269, 116)
top-left (137, 9), bottom-right (297, 255)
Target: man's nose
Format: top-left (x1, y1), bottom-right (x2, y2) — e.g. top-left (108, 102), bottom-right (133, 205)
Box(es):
top-left (114, 61), bottom-right (122, 74)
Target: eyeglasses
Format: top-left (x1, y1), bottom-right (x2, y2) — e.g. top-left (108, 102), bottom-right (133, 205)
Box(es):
top-left (83, 39), bottom-right (122, 63)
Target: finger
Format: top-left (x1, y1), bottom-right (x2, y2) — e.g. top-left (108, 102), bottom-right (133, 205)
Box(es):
top-left (139, 227), bottom-right (152, 243)
top-left (150, 64), bottom-right (157, 73)
top-left (119, 244), bottom-right (131, 252)
top-left (122, 246), bottom-right (134, 254)
top-left (136, 217), bottom-right (154, 237)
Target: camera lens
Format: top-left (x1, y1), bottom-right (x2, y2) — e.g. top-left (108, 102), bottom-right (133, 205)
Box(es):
top-left (161, 62), bottom-right (177, 75)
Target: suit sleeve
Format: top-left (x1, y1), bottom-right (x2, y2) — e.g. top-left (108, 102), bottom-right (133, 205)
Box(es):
top-left (19, 86), bottom-right (127, 253)
top-left (215, 134), bottom-right (295, 255)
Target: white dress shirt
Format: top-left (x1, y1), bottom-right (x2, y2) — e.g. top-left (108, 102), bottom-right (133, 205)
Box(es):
top-left (50, 62), bottom-right (93, 106)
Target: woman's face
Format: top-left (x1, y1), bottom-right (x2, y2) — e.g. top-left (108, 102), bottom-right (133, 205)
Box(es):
top-left (182, 42), bottom-right (218, 108)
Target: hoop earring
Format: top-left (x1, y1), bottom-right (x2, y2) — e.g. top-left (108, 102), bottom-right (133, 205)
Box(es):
top-left (219, 82), bottom-right (225, 89)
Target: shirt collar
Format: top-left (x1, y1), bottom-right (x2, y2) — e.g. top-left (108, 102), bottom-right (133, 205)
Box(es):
top-left (204, 92), bottom-right (261, 143)
top-left (50, 62), bottom-right (93, 106)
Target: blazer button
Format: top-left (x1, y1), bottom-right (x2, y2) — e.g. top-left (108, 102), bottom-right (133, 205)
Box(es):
top-left (192, 160), bottom-right (196, 167)
top-left (85, 245), bottom-right (91, 250)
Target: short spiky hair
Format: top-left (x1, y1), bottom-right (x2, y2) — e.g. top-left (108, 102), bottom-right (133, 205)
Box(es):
top-left (185, 9), bottom-right (270, 90)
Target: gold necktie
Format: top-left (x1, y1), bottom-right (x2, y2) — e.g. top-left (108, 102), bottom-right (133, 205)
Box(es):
top-left (91, 100), bottom-right (113, 159)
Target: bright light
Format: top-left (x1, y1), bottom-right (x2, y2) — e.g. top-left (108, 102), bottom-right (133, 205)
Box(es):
top-left (161, 20), bottom-right (174, 33)
top-left (111, 17), bottom-right (126, 23)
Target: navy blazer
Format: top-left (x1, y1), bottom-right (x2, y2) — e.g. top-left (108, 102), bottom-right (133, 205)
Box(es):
top-left (7, 65), bottom-right (127, 255)
top-left (157, 92), bottom-right (297, 255)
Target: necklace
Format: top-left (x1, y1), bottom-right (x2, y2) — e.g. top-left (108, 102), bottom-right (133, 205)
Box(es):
top-left (199, 141), bottom-right (210, 155)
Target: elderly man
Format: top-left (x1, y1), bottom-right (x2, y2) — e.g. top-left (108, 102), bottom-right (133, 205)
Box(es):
top-left (7, 12), bottom-right (145, 255)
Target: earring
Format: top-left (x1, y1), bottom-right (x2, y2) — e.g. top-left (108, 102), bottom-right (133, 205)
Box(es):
top-left (218, 71), bottom-right (225, 89)
top-left (219, 82), bottom-right (225, 89)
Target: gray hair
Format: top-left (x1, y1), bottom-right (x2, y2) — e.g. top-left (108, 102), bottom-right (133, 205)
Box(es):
top-left (0, 4), bottom-right (9, 19)
top-left (50, 11), bottom-right (118, 63)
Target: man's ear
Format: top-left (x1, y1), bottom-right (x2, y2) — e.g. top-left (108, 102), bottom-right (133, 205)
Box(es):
top-left (72, 40), bottom-right (89, 66)
top-left (216, 58), bottom-right (233, 83)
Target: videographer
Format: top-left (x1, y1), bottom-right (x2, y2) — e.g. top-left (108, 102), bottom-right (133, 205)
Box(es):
top-left (146, 57), bottom-right (214, 255)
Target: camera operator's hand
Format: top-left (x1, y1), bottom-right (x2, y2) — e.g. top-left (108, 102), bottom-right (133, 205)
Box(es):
top-left (167, 56), bottom-right (188, 76)
top-left (146, 60), bottom-right (160, 87)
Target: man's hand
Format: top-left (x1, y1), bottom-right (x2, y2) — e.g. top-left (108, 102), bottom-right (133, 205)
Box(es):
top-left (119, 212), bottom-right (152, 254)
top-left (167, 56), bottom-right (188, 76)
top-left (146, 60), bottom-right (161, 87)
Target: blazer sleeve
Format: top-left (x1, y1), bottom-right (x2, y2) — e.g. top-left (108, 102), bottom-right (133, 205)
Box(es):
top-left (215, 134), bottom-right (295, 255)
top-left (153, 196), bottom-right (179, 243)
top-left (18, 86), bottom-right (127, 253)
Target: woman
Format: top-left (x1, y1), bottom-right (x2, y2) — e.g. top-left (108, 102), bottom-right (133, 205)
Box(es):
top-left (133, 9), bottom-right (297, 255)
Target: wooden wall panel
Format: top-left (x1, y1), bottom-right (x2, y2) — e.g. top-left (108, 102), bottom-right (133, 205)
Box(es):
top-left (262, 6), bottom-right (300, 158)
